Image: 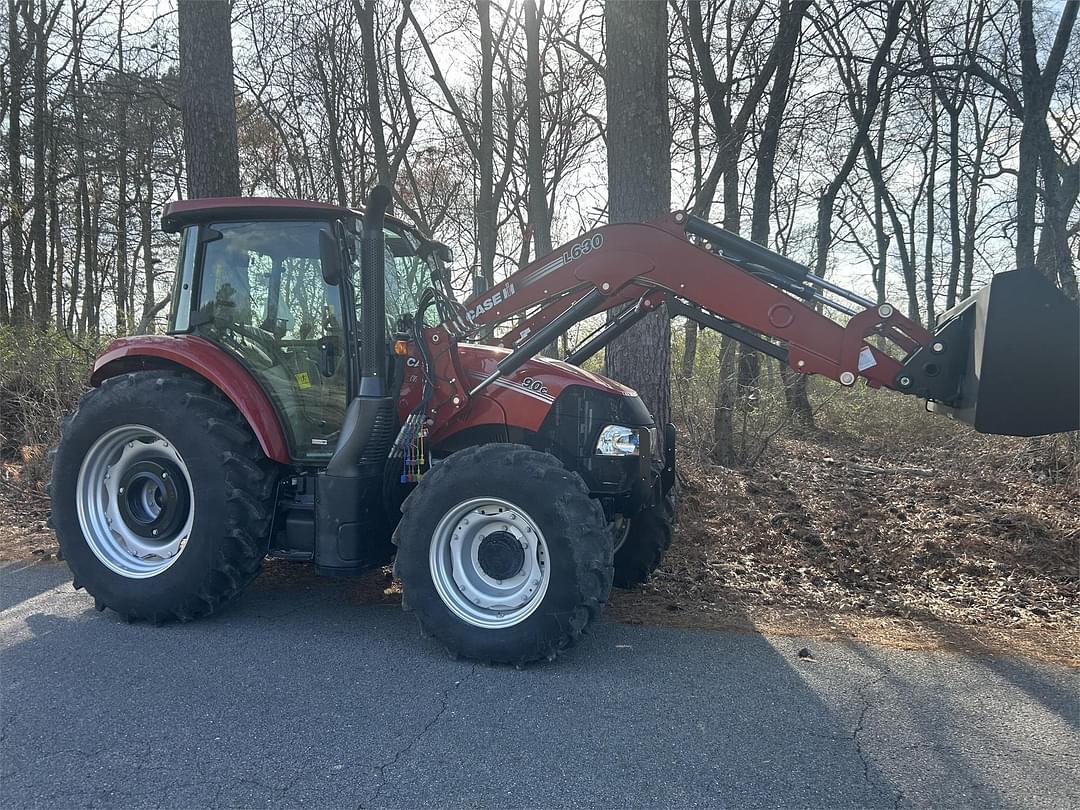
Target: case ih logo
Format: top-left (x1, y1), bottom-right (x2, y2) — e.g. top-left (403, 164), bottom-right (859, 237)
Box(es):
top-left (468, 234), bottom-right (604, 323)
top-left (469, 283), bottom-right (516, 321)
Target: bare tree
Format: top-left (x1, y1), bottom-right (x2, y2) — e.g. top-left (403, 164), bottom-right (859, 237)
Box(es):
top-left (357, 0), bottom-right (391, 190)
top-left (749, 0), bottom-right (812, 427)
top-left (524, 0), bottom-right (551, 260)
top-left (5, 0), bottom-right (31, 325)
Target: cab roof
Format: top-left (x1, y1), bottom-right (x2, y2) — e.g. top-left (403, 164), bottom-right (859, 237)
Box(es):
top-left (161, 196), bottom-right (414, 234)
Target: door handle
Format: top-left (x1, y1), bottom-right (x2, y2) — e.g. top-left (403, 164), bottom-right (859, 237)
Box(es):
top-left (319, 340), bottom-right (338, 377)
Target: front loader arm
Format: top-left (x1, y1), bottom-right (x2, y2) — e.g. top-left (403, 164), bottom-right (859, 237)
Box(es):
top-left (457, 212), bottom-right (931, 391)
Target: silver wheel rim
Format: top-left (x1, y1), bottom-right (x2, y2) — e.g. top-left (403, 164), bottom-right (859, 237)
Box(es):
top-left (610, 515), bottom-right (631, 553)
top-left (429, 497), bottom-right (551, 629)
top-left (75, 425), bottom-right (195, 579)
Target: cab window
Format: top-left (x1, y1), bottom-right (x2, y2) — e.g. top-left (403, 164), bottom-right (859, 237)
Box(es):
top-left (354, 225), bottom-right (440, 332)
top-left (193, 220), bottom-right (348, 460)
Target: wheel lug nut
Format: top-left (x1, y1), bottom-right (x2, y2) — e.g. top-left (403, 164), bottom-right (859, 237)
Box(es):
top-left (118, 487), bottom-right (124, 494)
top-left (161, 472), bottom-right (169, 479)
top-left (152, 529), bottom-right (159, 536)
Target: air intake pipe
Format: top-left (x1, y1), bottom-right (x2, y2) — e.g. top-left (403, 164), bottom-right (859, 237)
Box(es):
top-left (325, 183), bottom-right (396, 477)
top-left (320, 185), bottom-right (398, 573)
top-left (359, 184), bottom-right (392, 395)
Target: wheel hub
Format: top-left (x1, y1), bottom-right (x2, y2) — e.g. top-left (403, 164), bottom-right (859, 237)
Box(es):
top-left (429, 498), bottom-right (551, 629)
top-left (76, 425), bottom-right (195, 579)
top-left (116, 459), bottom-right (189, 540)
top-left (476, 531), bottom-right (525, 580)
top-left (609, 515), bottom-right (631, 553)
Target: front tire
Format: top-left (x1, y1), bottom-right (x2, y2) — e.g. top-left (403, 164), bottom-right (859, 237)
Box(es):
top-left (393, 444), bottom-right (613, 665)
top-left (612, 492), bottom-right (675, 588)
top-left (49, 371), bottom-right (278, 622)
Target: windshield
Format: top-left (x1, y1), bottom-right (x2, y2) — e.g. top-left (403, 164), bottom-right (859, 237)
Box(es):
top-left (349, 221), bottom-right (443, 331)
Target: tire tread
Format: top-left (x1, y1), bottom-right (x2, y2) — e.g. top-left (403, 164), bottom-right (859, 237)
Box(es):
top-left (49, 370), bottom-right (277, 622)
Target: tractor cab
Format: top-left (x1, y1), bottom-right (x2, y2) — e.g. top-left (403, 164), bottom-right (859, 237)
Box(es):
top-left (161, 198), bottom-right (444, 462)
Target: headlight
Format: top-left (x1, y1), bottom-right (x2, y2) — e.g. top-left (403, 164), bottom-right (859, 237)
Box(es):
top-left (595, 425), bottom-right (640, 456)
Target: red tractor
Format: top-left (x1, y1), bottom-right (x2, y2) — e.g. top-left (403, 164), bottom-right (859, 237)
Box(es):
top-left (50, 185), bottom-right (1078, 664)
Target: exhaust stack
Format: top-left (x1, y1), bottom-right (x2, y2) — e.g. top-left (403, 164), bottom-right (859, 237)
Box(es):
top-left (897, 270), bottom-right (1078, 437)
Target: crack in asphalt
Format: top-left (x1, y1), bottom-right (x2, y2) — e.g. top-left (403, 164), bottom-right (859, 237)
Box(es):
top-left (358, 663), bottom-right (479, 809)
top-left (851, 670), bottom-right (908, 810)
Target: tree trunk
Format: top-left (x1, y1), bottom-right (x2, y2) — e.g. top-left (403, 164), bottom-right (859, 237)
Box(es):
top-left (525, 0), bottom-right (556, 357)
top-left (961, 95), bottom-right (991, 302)
top-left (945, 108), bottom-right (962, 310)
top-left (48, 129), bottom-right (63, 328)
top-left (711, 337), bottom-right (737, 466)
top-left (68, 5), bottom-right (87, 332)
top-left (813, 0), bottom-right (905, 282)
top-left (923, 96), bottom-right (938, 330)
top-left (311, 41), bottom-right (348, 207)
top-left (748, 0), bottom-right (812, 429)
top-left (476, 0), bottom-right (496, 289)
top-left (603, 0), bottom-right (671, 428)
top-left (1034, 118), bottom-right (1079, 297)
top-left (115, 4), bottom-right (130, 331)
top-left (1014, 0), bottom-right (1077, 287)
top-left (3, 1), bottom-right (34, 327)
top-left (680, 320), bottom-right (698, 379)
top-left (139, 161), bottom-right (157, 329)
top-left (29, 1), bottom-right (53, 331)
top-left (178, 0), bottom-right (241, 198)
top-left (1015, 110), bottom-right (1039, 272)
top-left (524, 0), bottom-right (551, 260)
top-left (0, 226), bottom-right (8, 323)
top-left (872, 183), bottom-right (888, 303)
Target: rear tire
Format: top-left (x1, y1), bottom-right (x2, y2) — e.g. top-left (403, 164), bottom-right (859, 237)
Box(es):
top-left (393, 444), bottom-right (613, 665)
top-left (612, 492), bottom-right (675, 588)
top-left (49, 371), bottom-right (278, 622)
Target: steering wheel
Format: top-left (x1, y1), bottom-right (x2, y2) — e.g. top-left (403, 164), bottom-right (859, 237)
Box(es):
top-left (222, 321), bottom-right (290, 371)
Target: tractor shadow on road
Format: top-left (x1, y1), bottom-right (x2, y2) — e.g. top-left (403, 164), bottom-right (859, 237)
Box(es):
top-left (842, 596), bottom-right (1080, 735)
top-left (818, 612), bottom-right (1079, 809)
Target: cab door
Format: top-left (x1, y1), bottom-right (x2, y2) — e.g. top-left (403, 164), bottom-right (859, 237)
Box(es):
top-left (191, 219), bottom-right (349, 461)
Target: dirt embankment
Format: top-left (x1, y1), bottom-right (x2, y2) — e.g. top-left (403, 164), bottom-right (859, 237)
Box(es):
top-left (608, 429), bottom-right (1079, 665)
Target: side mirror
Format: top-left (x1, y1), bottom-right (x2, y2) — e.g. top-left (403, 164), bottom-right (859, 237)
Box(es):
top-left (319, 226), bottom-right (342, 286)
top-left (418, 238), bottom-right (454, 265)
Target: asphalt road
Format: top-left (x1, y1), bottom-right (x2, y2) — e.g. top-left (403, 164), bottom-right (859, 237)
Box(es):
top-left (1, 560), bottom-right (1077, 809)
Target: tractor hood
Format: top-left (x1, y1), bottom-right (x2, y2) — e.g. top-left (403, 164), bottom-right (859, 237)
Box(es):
top-left (401, 341), bottom-right (648, 441)
top-left (399, 341), bottom-right (648, 447)
top-left (456, 342), bottom-right (639, 402)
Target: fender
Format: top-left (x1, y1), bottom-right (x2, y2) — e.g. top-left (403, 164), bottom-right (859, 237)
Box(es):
top-left (90, 334), bottom-right (291, 464)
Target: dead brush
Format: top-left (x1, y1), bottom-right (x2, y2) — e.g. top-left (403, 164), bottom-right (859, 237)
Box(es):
top-left (0, 327), bottom-right (99, 491)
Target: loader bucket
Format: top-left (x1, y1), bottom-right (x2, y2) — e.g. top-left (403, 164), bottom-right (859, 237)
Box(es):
top-left (896, 270), bottom-right (1079, 437)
